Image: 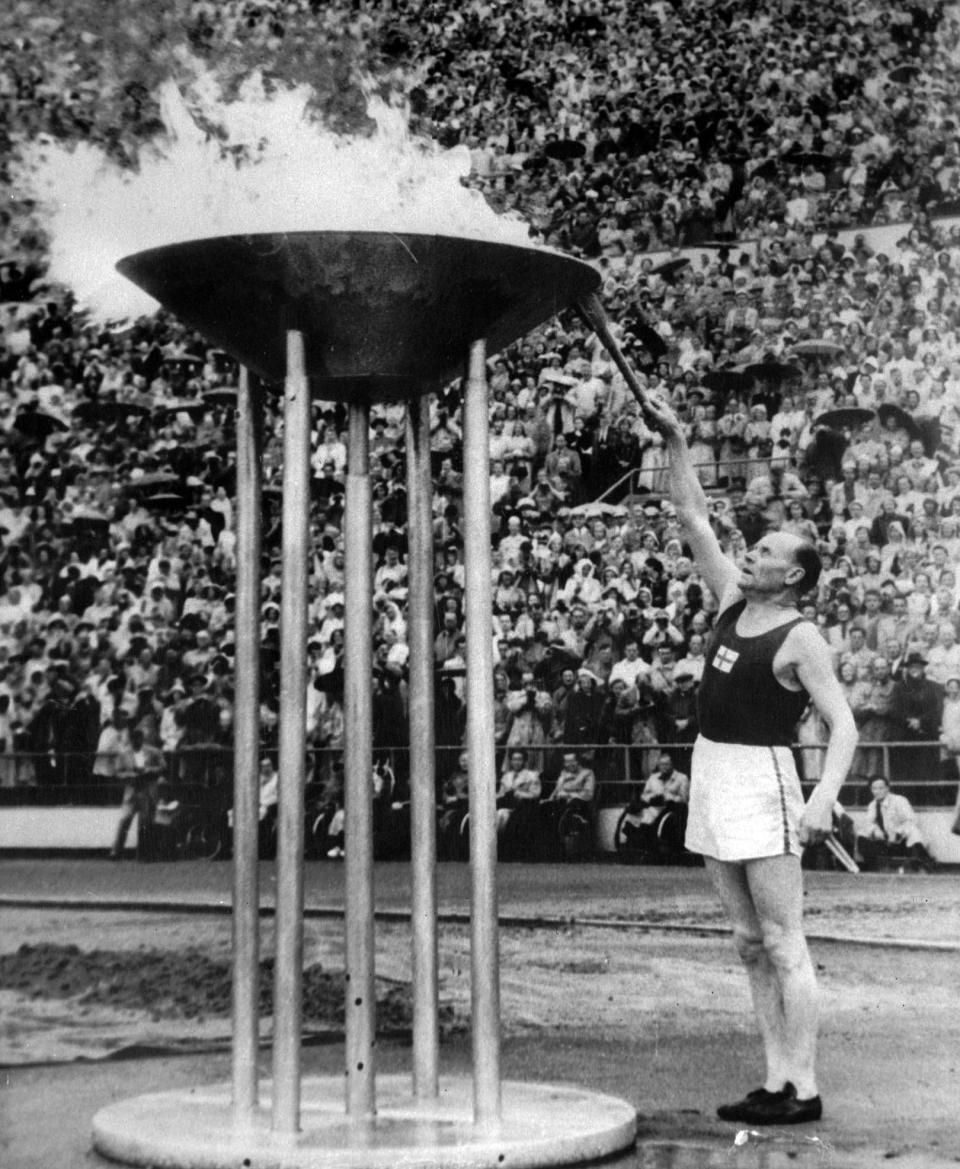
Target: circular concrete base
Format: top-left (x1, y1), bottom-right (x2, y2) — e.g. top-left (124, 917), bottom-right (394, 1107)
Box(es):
top-left (91, 1074), bottom-right (638, 1169)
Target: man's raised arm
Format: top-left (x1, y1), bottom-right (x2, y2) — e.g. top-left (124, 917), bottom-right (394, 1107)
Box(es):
top-left (641, 394), bottom-right (739, 605)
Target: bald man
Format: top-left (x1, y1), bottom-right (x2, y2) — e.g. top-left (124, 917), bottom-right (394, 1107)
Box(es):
top-left (642, 393), bottom-right (857, 1127)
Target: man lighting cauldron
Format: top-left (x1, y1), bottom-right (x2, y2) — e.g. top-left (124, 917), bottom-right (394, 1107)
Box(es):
top-left (640, 390), bottom-right (857, 1126)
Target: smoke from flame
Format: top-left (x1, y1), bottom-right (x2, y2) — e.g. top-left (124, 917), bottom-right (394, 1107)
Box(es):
top-left (14, 69), bottom-right (536, 322)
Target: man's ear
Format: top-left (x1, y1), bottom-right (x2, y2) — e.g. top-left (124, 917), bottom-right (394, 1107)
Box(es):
top-left (785, 564), bottom-right (805, 589)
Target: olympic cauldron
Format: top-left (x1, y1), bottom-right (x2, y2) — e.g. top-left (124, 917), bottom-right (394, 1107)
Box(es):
top-left (91, 232), bottom-right (637, 1169)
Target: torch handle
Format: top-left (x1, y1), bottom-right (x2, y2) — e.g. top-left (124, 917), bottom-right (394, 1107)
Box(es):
top-left (824, 833), bottom-right (860, 874)
top-left (575, 291), bottom-right (651, 412)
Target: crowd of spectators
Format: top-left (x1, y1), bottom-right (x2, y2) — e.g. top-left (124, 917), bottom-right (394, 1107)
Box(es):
top-left (1, 1), bottom-right (960, 850)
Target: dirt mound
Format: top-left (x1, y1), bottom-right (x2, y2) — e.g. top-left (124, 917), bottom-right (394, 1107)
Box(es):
top-left (0, 943), bottom-right (430, 1031)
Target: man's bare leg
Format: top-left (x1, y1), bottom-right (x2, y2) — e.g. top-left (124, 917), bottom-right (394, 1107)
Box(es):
top-left (705, 856), bottom-right (790, 1091)
top-left (746, 854), bottom-right (819, 1100)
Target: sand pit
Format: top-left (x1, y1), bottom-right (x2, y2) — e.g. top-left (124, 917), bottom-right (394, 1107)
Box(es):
top-left (0, 913), bottom-right (460, 1065)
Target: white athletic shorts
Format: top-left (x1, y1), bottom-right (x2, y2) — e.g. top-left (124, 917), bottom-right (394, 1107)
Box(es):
top-left (685, 734), bottom-right (805, 862)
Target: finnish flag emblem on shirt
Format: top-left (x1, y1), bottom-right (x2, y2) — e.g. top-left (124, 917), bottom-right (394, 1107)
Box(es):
top-left (712, 645), bottom-right (740, 673)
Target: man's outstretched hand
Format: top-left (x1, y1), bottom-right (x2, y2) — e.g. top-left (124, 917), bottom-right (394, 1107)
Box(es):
top-left (639, 392), bottom-right (684, 440)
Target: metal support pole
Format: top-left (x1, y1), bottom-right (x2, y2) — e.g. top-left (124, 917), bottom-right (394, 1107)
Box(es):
top-left (344, 398), bottom-right (376, 1117)
top-left (462, 340), bottom-right (502, 1129)
top-left (404, 394), bottom-right (439, 1099)
top-left (271, 331), bottom-right (311, 1135)
top-left (232, 365), bottom-right (263, 1124)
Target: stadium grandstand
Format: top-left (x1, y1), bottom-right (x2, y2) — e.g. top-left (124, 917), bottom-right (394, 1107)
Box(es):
top-left (0, 0), bottom-right (959, 864)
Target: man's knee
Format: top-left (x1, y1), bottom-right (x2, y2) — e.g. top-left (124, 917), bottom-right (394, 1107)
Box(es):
top-left (759, 921), bottom-right (809, 974)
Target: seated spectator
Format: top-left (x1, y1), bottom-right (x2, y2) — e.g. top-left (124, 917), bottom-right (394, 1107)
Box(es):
top-left (495, 747), bottom-right (542, 854)
top-left (542, 748), bottom-right (596, 860)
top-left (544, 750), bottom-right (597, 809)
top-left (857, 778), bottom-right (937, 873)
top-left (226, 755), bottom-right (279, 856)
top-left (438, 749), bottom-right (470, 860)
top-left (618, 751), bottom-right (690, 861)
top-left (256, 754), bottom-right (278, 833)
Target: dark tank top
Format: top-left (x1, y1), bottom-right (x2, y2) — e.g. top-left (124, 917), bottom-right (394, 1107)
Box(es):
top-left (698, 599), bottom-right (809, 746)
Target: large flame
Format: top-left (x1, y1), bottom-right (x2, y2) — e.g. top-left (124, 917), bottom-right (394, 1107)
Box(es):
top-left (15, 69), bottom-right (536, 322)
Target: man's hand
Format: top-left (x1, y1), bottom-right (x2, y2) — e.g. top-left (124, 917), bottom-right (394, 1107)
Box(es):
top-left (799, 784), bottom-right (835, 845)
top-left (636, 392), bottom-right (684, 441)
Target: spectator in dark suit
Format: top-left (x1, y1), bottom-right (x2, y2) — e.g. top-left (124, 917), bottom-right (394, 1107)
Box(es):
top-left (563, 668), bottom-right (605, 748)
top-left (889, 653), bottom-right (943, 783)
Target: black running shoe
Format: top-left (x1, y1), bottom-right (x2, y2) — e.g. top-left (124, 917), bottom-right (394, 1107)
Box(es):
top-left (722, 1082), bottom-right (823, 1126)
top-left (716, 1084), bottom-right (791, 1122)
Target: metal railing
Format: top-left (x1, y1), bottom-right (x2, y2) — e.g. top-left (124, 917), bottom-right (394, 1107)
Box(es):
top-left (595, 454), bottom-right (785, 505)
top-left (0, 740), bottom-right (954, 808)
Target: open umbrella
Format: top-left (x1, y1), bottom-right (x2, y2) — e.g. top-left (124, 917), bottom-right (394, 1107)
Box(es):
top-left (803, 429), bottom-right (848, 483)
top-left (749, 158), bottom-right (780, 180)
top-left (567, 502), bottom-right (627, 520)
top-left (631, 322), bottom-right (670, 360)
top-left (702, 369), bottom-right (751, 394)
top-left (164, 354), bottom-right (204, 371)
top-left (877, 403), bottom-right (921, 438)
top-left (68, 506), bottom-right (111, 534)
top-left (815, 407), bottom-right (875, 431)
top-left (125, 471), bottom-right (181, 496)
top-left (889, 64), bottom-right (920, 84)
top-left (788, 152), bottom-right (833, 170)
top-left (658, 90), bottom-right (686, 109)
top-left (791, 339), bottom-right (846, 359)
top-left (208, 349), bottom-right (236, 373)
top-left (203, 388), bottom-right (238, 408)
top-left (650, 257), bottom-right (690, 283)
top-left (74, 400), bottom-right (152, 424)
top-left (13, 410), bottom-right (69, 439)
top-left (142, 492), bottom-right (187, 511)
top-left (153, 397), bottom-right (208, 419)
top-left (543, 139), bottom-right (587, 160)
top-left (742, 362), bottom-right (802, 384)
top-left (917, 417), bottom-right (941, 456)
top-left (211, 465), bottom-right (238, 494)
